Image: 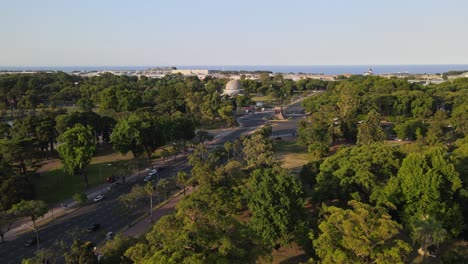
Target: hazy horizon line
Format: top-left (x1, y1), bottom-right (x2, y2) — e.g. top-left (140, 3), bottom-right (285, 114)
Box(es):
top-left (2, 63), bottom-right (468, 68)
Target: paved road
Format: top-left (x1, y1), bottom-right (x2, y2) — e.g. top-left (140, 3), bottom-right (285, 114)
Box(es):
top-left (0, 162), bottom-right (184, 264)
top-left (0, 112), bottom-right (271, 264)
top-left (270, 117), bottom-right (303, 138)
top-left (269, 99), bottom-right (306, 138)
top-left (213, 112), bottom-right (271, 146)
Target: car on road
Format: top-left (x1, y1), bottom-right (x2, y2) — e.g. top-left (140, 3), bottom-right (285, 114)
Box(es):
top-left (106, 232), bottom-right (114, 240)
top-left (143, 175), bottom-right (152, 182)
top-left (86, 223), bottom-right (100, 232)
top-left (148, 169), bottom-right (158, 176)
top-left (24, 237), bottom-right (37, 247)
top-left (93, 195), bottom-right (104, 202)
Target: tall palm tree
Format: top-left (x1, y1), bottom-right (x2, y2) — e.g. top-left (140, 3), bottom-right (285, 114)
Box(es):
top-left (224, 141), bottom-right (233, 161)
top-left (144, 182), bottom-right (156, 222)
top-left (411, 215), bottom-right (448, 259)
top-left (177, 171), bottom-right (189, 196)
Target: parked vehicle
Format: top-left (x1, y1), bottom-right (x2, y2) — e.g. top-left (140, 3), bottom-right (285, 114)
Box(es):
top-left (106, 176), bottom-right (116, 183)
top-left (106, 232), bottom-right (114, 240)
top-left (86, 223), bottom-right (100, 232)
top-left (24, 237), bottom-right (37, 247)
top-left (143, 176), bottom-right (152, 182)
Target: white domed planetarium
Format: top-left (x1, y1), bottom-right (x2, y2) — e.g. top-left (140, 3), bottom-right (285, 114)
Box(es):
top-left (222, 79), bottom-right (243, 96)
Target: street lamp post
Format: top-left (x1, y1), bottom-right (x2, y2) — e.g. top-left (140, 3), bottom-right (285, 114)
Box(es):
top-left (100, 166), bottom-right (103, 195)
top-left (22, 224), bottom-right (40, 252)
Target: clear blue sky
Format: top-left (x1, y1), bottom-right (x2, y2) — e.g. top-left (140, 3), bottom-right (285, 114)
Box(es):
top-left (1, 0), bottom-right (467, 66)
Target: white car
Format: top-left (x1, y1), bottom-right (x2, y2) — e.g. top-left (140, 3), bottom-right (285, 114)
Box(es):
top-left (106, 231), bottom-right (114, 240)
top-left (143, 176), bottom-right (152, 182)
top-left (148, 169), bottom-right (158, 176)
top-left (93, 195), bottom-right (104, 202)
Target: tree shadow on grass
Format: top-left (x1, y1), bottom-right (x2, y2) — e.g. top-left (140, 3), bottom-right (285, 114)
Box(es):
top-left (279, 254), bottom-right (309, 264)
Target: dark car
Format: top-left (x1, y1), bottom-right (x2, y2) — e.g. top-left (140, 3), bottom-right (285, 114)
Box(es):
top-left (106, 176), bottom-right (116, 183)
top-left (86, 223), bottom-right (100, 232)
top-left (24, 237), bottom-right (37, 247)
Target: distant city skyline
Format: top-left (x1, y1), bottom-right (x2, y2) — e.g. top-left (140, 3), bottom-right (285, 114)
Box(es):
top-left (1, 0), bottom-right (468, 66)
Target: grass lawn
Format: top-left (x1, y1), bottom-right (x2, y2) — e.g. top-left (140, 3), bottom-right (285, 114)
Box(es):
top-left (273, 139), bottom-right (313, 173)
top-left (251, 94), bottom-right (278, 102)
top-left (32, 148), bottom-right (134, 204)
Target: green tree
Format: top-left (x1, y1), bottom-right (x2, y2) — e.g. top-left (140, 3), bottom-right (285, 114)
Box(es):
top-left (298, 105), bottom-right (339, 157)
top-left (0, 211), bottom-right (14, 243)
top-left (335, 82), bottom-right (359, 121)
top-left (176, 171), bottom-right (189, 196)
top-left (242, 133), bottom-right (275, 168)
top-left (0, 161), bottom-right (34, 211)
top-left (34, 118), bottom-right (56, 157)
top-left (0, 138), bottom-right (35, 174)
top-left (156, 178), bottom-right (176, 205)
top-left (64, 240), bottom-right (98, 264)
top-left (315, 144), bottom-right (402, 204)
top-left (57, 124), bottom-right (95, 188)
top-left (236, 94), bottom-right (252, 107)
top-left (125, 186), bottom-right (267, 264)
top-left (224, 141), bottom-right (233, 161)
top-left (111, 113), bottom-right (168, 162)
top-left (22, 248), bottom-right (60, 264)
top-left (171, 117), bottom-right (196, 151)
top-left (218, 105), bottom-right (236, 126)
top-left (386, 147), bottom-right (464, 236)
top-left (246, 167), bottom-right (306, 248)
top-left (144, 182), bottom-right (156, 222)
top-left (72, 193), bottom-right (87, 204)
top-left (313, 200), bottom-right (411, 264)
top-left (195, 130), bottom-right (214, 144)
top-left (100, 234), bottom-right (138, 264)
top-left (188, 144), bottom-right (218, 186)
top-left (8, 200), bottom-right (48, 228)
top-left (357, 110), bottom-right (386, 145)
top-left (394, 119), bottom-right (428, 140)
top-left (411, 215), bottom-right (448, 258)
top-left (258, 124), bottom-right (272, 138)
top-left (76, 97), bottom-right (94, 111)
top-left (451, 104), bottom-right (468, 136)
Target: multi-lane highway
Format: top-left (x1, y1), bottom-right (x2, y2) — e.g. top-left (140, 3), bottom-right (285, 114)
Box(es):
top-left (0, 158), bottom-right (192, 264)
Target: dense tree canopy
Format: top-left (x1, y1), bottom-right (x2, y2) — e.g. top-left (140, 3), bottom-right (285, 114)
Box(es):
top-left (314, 143), bottom-right (403, 204)
top-left (125, 186), bottom-right (267, 264)
top-left (246, 167), bottom-right (306, 248)
top-left (385, 147), bottom-right (464, 236)
top-left (2, 71), bottom-right (468, 263)
top-left (313, 200), bottom-right (411, 263)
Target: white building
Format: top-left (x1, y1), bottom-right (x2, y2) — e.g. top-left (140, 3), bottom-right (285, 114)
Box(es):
top-left (222, 79), bottom-right (243, 96)
top-left (363, 68), bottom-right (374, 76)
